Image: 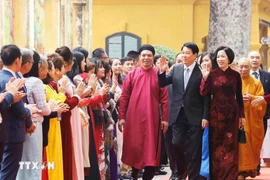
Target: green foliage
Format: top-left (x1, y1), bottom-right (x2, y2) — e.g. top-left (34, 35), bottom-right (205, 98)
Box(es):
top-left (153, 45), bottom-right (177, 62)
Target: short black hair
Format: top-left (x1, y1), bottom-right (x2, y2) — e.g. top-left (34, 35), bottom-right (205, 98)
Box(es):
top-left (181, 42), bottom-right (199, 55)
top-left (1, 44), bottom-right (21, 66)
top-left (92, 48), bottom-right (105, 58)
top-left (214, 46), bottom-right (235, 64)
top-left (127, 50), bottom-right (139, 60)
top-left (120, 56), bottom-right (134, 65)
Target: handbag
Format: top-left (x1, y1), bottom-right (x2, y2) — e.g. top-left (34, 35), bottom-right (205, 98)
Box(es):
top-left (238, 125), bottom-right (246, 144)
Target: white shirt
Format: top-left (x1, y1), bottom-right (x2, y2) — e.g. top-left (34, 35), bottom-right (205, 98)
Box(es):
top-left (184, 61), bottom-right (196, 77)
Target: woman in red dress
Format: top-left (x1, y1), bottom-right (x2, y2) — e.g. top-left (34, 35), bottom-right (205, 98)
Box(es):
top-left (200, 46), bottom-right (245, 179)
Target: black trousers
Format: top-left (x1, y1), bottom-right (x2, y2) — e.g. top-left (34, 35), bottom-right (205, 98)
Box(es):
top-left (0, 142), bottom-right (3, 170)
top-left (132, 166), bottom-right (156, 180)
top-left (165, 126), bottom-right (177, 175)
top-left (172, 108), bottom-right (203, 180)
top-left (160, 133), bottom-right (168, 165)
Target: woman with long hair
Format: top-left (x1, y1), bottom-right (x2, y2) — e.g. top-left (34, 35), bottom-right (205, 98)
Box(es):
top-left (55, 46), bottom-right (85, 180)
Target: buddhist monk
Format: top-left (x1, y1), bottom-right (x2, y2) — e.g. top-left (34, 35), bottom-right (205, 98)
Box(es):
top-left (237, 57), bottom-right (266, 179)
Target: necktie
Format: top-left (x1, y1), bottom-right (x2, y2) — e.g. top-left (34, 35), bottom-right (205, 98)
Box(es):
top-left (184, 68), bottom-right (190, 90)
top-left (252, 72), bottom-right (259, 79)
top-left (15, 72), bottom-right (21, 79)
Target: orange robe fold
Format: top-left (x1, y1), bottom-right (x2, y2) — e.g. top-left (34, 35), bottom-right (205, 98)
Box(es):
top-left (239, 75), bottom-right (266, 171)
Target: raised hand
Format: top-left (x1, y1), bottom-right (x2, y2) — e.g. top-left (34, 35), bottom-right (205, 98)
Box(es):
top-left (112, 74), bottom-right (118, 87)
top-left (75, 82), bottom-right (85, 97)
top-left (56, 103), bottom-right (70, 114)
top-left (114, 93), bottom-right (120, 102)
top-left (110, 73), bottom-right (118, 93)
top-left (47, 99), bottom-right (57, 110)
top-left (5, 78), bottom-right (26, 96)
top-left (199, 63), bottom-right (211, 80)
top-left (26, 104), bottom-right (42, 115)
top-left (87, 74), bottom-right (97, 90)
top-left (159, 56), bottom-right (169, 73)
top-left (58, 79), bottom-right (69, 94)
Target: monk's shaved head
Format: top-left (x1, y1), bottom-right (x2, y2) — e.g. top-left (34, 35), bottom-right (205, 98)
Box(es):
top-left (238, 57), bottom-right (250, 66)
top-left (238, 57), bottom-right (251, 78)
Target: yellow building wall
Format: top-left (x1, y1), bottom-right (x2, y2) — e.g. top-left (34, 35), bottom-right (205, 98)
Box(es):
top-left (93, 0), bottom-right (270, 56)
top-left (93, 0), bottom-right (202, 53)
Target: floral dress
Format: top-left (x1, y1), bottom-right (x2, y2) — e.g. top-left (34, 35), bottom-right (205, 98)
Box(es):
top-left (200, 67), bottom-right (244, 180)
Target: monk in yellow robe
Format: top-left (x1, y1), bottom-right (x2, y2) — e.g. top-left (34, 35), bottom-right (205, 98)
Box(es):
top-left (237, 57), bottom-right (266, 179)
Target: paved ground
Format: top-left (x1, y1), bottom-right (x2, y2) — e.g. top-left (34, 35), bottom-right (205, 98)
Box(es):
top-left (137, 167), bottom-right (270, 180)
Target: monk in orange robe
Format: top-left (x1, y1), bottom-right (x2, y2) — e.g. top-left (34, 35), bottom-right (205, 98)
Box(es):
top-left (118, 44), bottom-right (169, 180)
top-left (238, 57), bottom-right (266, 179)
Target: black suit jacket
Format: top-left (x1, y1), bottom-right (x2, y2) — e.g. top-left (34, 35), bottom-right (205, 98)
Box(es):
top-left (259, 69), bottom-right (270, 119)
top-left (158, 63), bottom-right (210, 126)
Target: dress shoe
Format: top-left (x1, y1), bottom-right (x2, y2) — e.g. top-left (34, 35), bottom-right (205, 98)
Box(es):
top-left (155, 167), bottom-right (167, 175)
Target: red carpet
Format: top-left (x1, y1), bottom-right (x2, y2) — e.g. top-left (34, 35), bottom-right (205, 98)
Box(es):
top-left (154, 168), bottom-right (270, 180)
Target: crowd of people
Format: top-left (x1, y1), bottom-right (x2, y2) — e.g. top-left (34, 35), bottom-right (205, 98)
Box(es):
top-left (0, 42), bottom-right (269, 180)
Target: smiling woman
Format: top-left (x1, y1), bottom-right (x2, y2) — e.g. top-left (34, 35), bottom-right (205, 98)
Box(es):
top-left (200, 46), bottom-right (245, 180)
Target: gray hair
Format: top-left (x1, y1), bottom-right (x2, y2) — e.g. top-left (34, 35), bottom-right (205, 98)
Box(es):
top-left (20, 48), bottom-right (34, 65)
top-left (39, 54), bottom-right (48, 67)
top-left (39, 54), bottom-right (47, 61)
top-left (238, 57), bottom-right (251, 65)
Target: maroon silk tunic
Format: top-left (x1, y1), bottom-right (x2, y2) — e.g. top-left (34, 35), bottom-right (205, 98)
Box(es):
top-left (264, 94), bottom-right (270, 104)
top-left (200, 67), bottom-right (244, 180)
top-left (118, 66), bottom-right (168, 169)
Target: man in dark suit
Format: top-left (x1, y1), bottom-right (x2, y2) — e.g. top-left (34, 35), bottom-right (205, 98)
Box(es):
top-left (0, 78), bottom-right (28, 168)
top-left (158, 42), bottom-right (210, 180)
top-left (248, 51), bottom-right (270, 175)
top-left (0, 44), bottom-right (36, 180)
